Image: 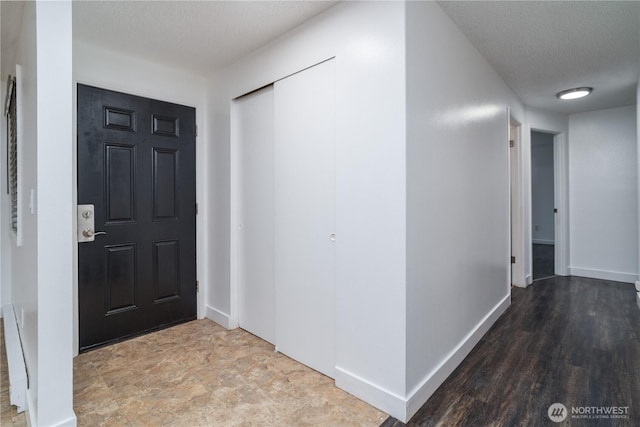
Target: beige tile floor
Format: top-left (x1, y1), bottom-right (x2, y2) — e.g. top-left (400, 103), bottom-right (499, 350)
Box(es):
top-left (68, 319), bottom-right (387, 426)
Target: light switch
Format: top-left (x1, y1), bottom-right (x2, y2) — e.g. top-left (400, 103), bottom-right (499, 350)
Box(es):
top-left (29, 189), bottom-right (35, 214)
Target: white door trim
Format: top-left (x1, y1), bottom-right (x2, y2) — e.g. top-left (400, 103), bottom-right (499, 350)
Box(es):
top-left (553, 132), bottom-right (569, 276)
top-left (510, 114), bottom-right (526, 287)
top-left (527, 127), bottom-right (569, 280)
top-left (228, 100), bottom-right (241, 330)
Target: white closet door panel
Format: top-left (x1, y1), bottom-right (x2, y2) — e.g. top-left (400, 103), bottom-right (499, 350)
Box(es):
top-left (274, 59), bottom-right (336, 378)
top-left (235, 86), bottom-right (275, 344)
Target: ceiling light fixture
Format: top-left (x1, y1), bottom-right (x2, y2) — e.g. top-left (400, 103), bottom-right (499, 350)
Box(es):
top-left (556, 87), bottom-right (593, 100)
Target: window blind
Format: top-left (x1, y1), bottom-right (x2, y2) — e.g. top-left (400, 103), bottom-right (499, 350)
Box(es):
top-left (6, 76), bottom-right (17, 233)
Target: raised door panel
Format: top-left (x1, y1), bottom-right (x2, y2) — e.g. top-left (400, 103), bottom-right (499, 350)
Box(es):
top-left (153, 240), bottom-right (180, 302)
top-left (104, 107), bottom-right (136, 132)
top-left (105, 144), bottom-right (136, 223)
top-left (153, 148), bottom-right (178, 219)
top-left (105, 244), bottom-right (137, 314)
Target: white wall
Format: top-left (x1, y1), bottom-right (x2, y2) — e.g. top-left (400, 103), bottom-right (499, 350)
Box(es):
top-left (1, 2), bottom-right (76, 425)
top-left (72, 40), bottom-right (210, 352)
top-left (208, 1), bottom-right (408, 418)
top-left (569, 105), bottom-right (638, 283)
top-left (405, 1), bottom-right (524, 419)
top-left (35, 2), bottom-right (75, 425)
top-left (531, 131), bottom-right (555, 244)
top-left (0, 1), bottom-right (24, 316)
top-left (9, 1), bottom-right (40, 418)
top-left (0, 76), bottom-right (8, 312)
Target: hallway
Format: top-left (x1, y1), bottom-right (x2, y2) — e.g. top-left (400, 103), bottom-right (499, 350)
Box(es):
top-left (384, 276), bottom-right (640, 426)
top-left (533, 243), bottom-right (555, 280)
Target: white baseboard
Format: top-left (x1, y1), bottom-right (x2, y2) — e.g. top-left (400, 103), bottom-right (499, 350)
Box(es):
top-left (25, 388), bottom-right (76, 427)
top-left (2, 304), bottom-right (27, 413)
top-left (568, 267), bottom-right (637, 284)
top-left (26, 388), bottom-right (36, 427)
top-left (205, 305), bottom-right (236, 329)
top-left (404, 294), bottom-right (511, 421)
top-left (532, 239), bottom-right (555, 245)
top-left (334, 366), bottom-right (406, 422)
top-left (334, 294), bottom-right (510, 423)
top-left (51, 414), bottom-right (77, 427)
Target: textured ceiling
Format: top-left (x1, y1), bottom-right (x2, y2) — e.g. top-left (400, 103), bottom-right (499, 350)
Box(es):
top-left (6, 1), bottom-right (640, 115)
top-left (0, 1), bottom-right (25, 81)
top-left (438, 1), bottom-right (640, 114)
top-left (73, 0), bottom-right (338, 77)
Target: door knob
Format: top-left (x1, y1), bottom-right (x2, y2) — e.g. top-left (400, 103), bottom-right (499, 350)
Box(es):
top-left (82, 229), bottom-right (106, 238)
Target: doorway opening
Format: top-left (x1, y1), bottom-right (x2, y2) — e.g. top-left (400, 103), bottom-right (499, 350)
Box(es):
top-left (510, 117), bottom-right (525, 287)
top-left (531, 130), bottom-right (556, 281)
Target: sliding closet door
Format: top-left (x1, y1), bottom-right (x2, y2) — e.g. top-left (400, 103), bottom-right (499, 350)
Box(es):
top-left (274, 59), bottom-right (336, 378)
top-left (235, 86), bottom-right (275, 344)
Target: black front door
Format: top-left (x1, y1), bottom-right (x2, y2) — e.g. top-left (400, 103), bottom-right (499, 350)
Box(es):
top-left (77, 84), bottom-right (196, 352)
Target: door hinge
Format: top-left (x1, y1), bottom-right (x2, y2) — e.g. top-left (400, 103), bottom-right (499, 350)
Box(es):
top-left (196, 281), bottom-right (199, 292)
top-left (511, 256), bottom-right (516, 264)
top-left (195, 203), bottom-right (198, 215)
top-left (509, 140), bottom-right (515, 148)
top-left (195, 124), bottom-right (198, 137)
top-left (553, 208), bottom-right (558, 213)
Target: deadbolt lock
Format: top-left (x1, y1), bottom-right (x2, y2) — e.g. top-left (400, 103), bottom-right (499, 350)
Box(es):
top-left (78, 204), bottom-right (106, 242)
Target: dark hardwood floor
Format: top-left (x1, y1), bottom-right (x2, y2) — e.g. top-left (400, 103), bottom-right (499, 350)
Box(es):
top-left (382, 276), bottom-right (640, 426)
top-left (533, 244), bottom-right (555, 281)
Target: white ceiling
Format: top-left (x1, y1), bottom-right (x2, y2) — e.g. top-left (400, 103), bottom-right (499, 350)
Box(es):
top-left (0, 1), bottom-right (25, 81)
top-left (73, 0), bottom-right (338, 77)
top-left (438, 0), bottom-right (640, 114)
top-left (4, 1), bottom-right (639, 115)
